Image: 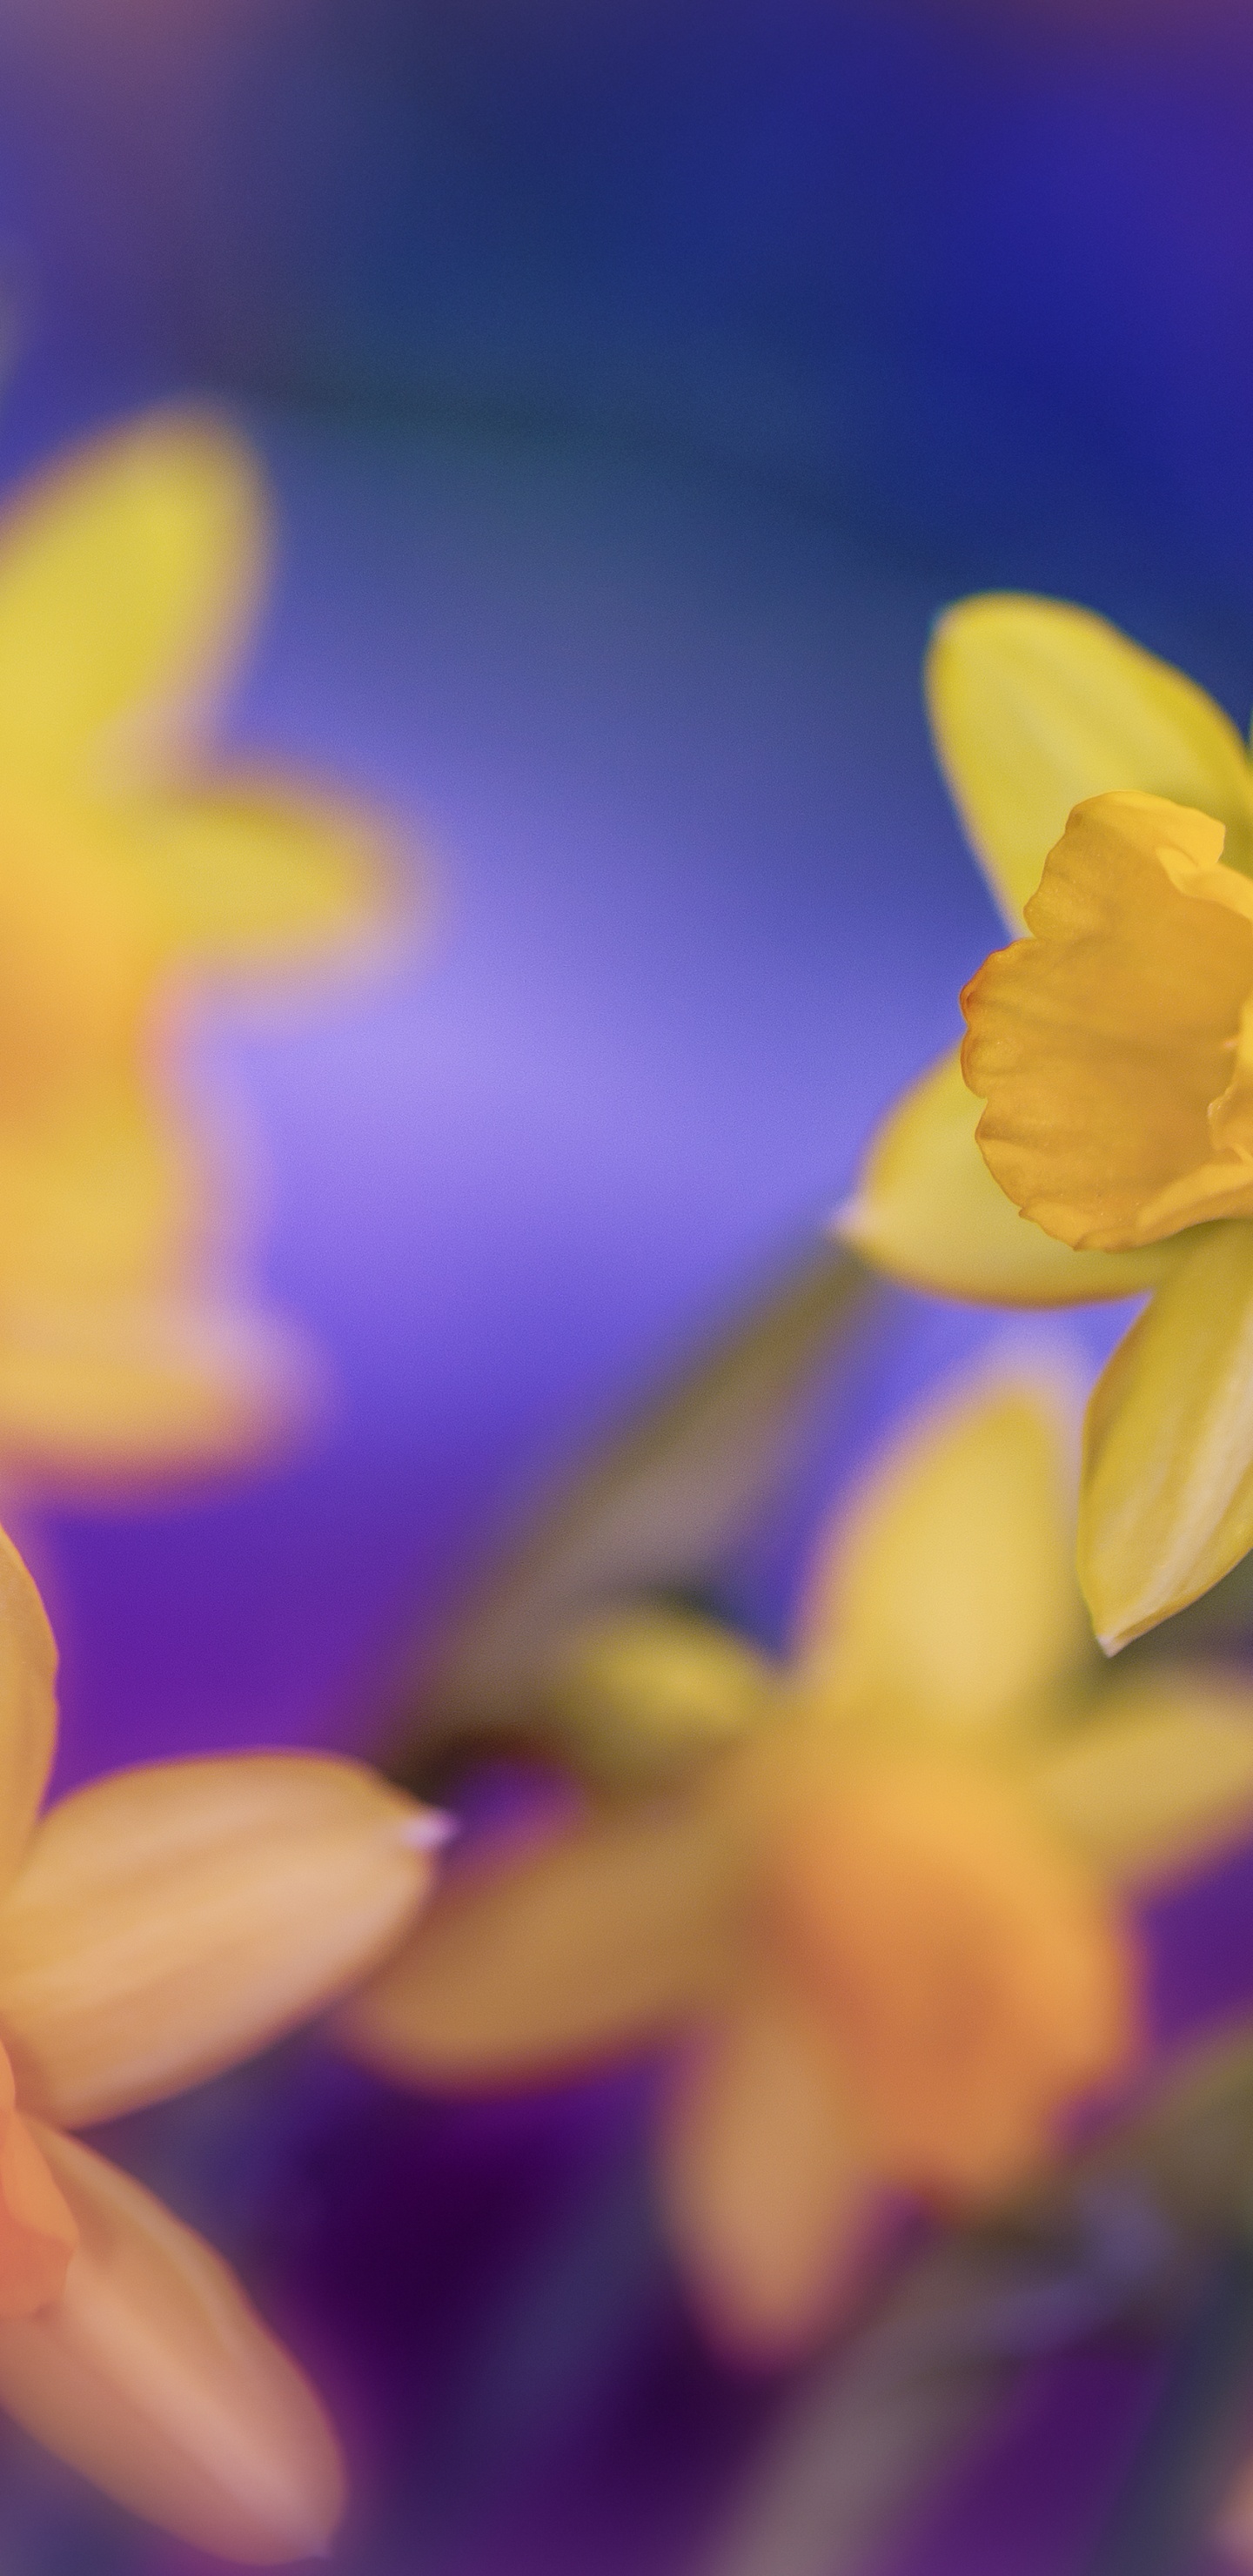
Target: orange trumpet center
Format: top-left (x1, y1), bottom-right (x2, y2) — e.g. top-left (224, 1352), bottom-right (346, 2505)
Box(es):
top-left (761, 1755), bottom-right (1138, 2200)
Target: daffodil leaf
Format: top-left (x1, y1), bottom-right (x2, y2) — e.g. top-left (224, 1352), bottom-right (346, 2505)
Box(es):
top-left (388, 1244), bottom-right (874, 1765)
top-left (1082, 2024), bottom-right (1253, 2243)
top-left (700, 2258), bottom-right (1007, 2576)
top-left (701, 2205), bottom-right (1171, 2576)
top-left (704, 2029), bottom-right (1253, 2576)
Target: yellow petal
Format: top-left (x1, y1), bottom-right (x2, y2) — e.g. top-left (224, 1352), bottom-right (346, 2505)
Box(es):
top-left (0, 1526), bottom-right (57, 1899)
top-left (656, 1972), bottom-right (874, 2360)
top-left (117, 775), bottom-right (400, 968)
top-left (1080, 1221), bottom-right (1253, 1648)
top-left (963, 795), bottom-right (1253, 1251)
top-left (0, 1105), bottom-right (194, 1305)
top-left (0, 1298), bottom-right (323, 1494)
top-left (0, 2127), bottom-right (341, 2560)
top-left (0, 1756), bottom-right (443, 2126)
top-left (340, 1796), bottom-right (738, 2086)
top-left (835, 1045), bottom-right (1169, 1305)
top-left (1030, 1677), bottom-right (1253, 1886)
top-left (0, 2110), bottom-right (77, 2319)
top-left (0, 411), bottom-right (265, 788)
top-left (927, 594), bottom-right (1253, 929)
top-left (538, 1606), bottom-right (774, 1790)
top-left (0, 794), bottom-right (168, 1113)
top-left (763, 1754), bottom-right (1138, 2200)
top-left (796, 1373), bottom-right (1093, 1742)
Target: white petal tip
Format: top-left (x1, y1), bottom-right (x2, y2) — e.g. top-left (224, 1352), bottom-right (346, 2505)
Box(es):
top-left (399, 1807), bottom-right (459, 1854)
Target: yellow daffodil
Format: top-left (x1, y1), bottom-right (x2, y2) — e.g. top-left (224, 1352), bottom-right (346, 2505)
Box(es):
top-left (0, 405), bottom-right (398, 1493)
top-left (0, 1519), bottom-right (443, 2559)
top-left (839, 595), bottom-right (1253, 1648)
top-left (341, 1373), bottom-right (1253, 2361)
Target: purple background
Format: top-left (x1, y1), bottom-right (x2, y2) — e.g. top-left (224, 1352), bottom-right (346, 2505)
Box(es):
top-left (0, 4), bottom-right (1249, 2570)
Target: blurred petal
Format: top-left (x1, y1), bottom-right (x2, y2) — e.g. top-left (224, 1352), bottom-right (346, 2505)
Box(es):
top-left (341, 1796), bottom-right (738, 2084)
top-left (539, 1606), bottom-right (774, 1791)
top-left (1031, 1679), bottom-right (1253, 1886)
top-left (0, 411), bottom-right (265, 786)
top-left (0, 2128), bottom-right (341, 2561)
top-left (0, 1108), bottom-right (193, 1306)
top-left (0, 1757), bottom-right (442, 2125)
top-left (764, 1755), bottom-right (1139, 2200)
top-left (0, 1298), bottom-right (325, 1493)
top-left (0, 1525), bottom-right (57, 1898)
top-left (0, 2110), bottom-right (77, 2319)
top-left (927, 594), bottom-right (1253, 929)
top-left (797, 1374), bottom-right (1093, 1741)
top-left (835, 1045), bottom-right (1168, 1305)
top-left (657, 1974), bottom-right (874, 2360)
top-left (962, 795), bottom-right (1253, 1250)
top-left (1080, 1222), bottom-right (1253, 1649)
top-left (123, 776), bottom-right (400, 967)
top-left (1216, 2457), bottom-right (1253, 2568)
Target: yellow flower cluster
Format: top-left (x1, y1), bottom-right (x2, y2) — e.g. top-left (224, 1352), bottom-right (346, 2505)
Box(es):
top-left (343, 1377), bottom-right (1253, 2359)
top-left (9, 403), bottom-right (1253, 2569)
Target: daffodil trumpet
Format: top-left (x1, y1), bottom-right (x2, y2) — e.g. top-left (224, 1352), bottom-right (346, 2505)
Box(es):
top-left (839, 594), bottom-right (1253, 1648)
top-left (341, 1373), bottom-right (1253, 2362)
top-left (0, 1519), bottom-right (444, 2559)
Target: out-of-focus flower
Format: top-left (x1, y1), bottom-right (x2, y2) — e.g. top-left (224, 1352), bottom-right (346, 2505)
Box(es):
top-left (342, 1372), bottom-right (1253, 2361)
top-left (0, 1519), bottom-right (443, 2559)
top-left (839, 597), bottom-right (1253, 1649)
top-left (1217, 2449), bottom-right (1253, 2567)
top-left (0, 405), bottom-right (398, 1493)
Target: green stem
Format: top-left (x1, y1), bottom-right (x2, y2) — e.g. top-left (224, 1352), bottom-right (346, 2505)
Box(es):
top-left (1082, 2243), bottom-right (1253, 2576)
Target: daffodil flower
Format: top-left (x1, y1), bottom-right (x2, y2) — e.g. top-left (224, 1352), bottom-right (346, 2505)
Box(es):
top-left (0, 405), bottom-right (399, 1492)
top-left (340, 1373), bottom-right (1253, 2361)
top-left (838, 595), bottom-right (1253, 1649)
top-left (0, 1521), bottom-right (442, 2559)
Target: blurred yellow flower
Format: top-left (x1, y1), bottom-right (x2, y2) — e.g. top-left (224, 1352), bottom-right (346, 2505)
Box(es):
top-left (0, 405), bottom-right (398, 1494)
top-left (839, 597), bottom-right (1253, 1647)
top-left (340, 1375), bottom-right (1253, 2360)
top-left (0, 1519), bottom-right (443, 2559)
